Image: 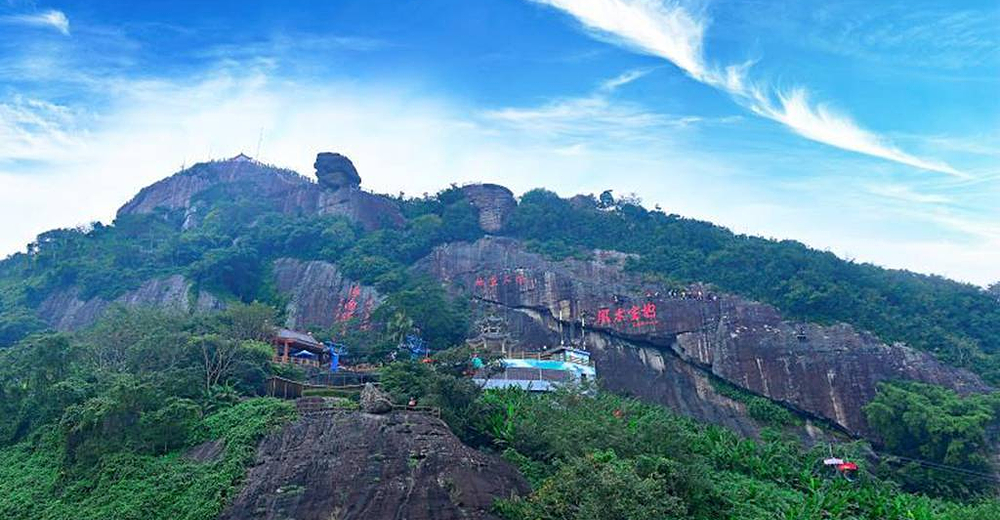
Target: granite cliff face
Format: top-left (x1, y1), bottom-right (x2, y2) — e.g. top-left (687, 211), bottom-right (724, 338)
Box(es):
top-left (415, 237), bottom-right (990, 437)
top-left (271, 258), bottom-right (382, 330)
top-left (37, 274), bottom-right (224, 331)
top-left (220, 410), bottom-right (528, 520)
top-left (117, 153), bottom-right (403, 230)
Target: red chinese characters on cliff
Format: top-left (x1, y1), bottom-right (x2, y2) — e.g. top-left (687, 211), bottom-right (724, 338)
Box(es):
top-left (473, 271), bottom-right (534, 291)
top-left (336, 285), bottom-right (363, 322)
top-left (595, 301), bottom-right (657, 328)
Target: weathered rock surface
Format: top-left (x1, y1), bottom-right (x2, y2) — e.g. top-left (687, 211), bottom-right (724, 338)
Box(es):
top-left (36, 274), bottom-right (224, 331)
top-left (359, 383), bottom-right (393, 414)
top-left (117, 153), bottom-right (403, 230)
top-left (461, 184), bottom-right (517, 233)
top-left (314, 152), bottom-right (361, 190)
top-left (272, 258), bottom-right (381, 330)
top-left (118, 154), bottom-right (307, 216)
top-left (219, 411), bottom-right (528, 520)
top-left (36, 288), bottom-right (111, 331)
top-left (416, 237), bottom-right (990, 437)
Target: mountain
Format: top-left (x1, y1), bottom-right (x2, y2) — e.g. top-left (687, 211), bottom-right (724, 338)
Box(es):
top-left (1, 151), bottom-right (999, 518)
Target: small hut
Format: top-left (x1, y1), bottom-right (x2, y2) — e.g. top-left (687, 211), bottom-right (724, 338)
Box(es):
top-left (271, 328), bottom-right (330, 368)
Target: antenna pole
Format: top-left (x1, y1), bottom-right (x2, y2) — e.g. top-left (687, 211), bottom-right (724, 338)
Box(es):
top-left (255, 128), bottom-right (263, 161)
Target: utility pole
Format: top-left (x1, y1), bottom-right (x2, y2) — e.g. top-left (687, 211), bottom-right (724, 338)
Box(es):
top-left (255, 128), bottom-right (263, 161)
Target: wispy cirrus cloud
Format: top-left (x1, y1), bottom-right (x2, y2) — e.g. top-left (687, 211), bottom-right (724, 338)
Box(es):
top-left (809, 5), bottom-right (1000, 71)
top-left (483, 68), bottom-right (737, 142)
top-left (0, 96), bottom-right (81, 161)
top-left (598, 67), bottom-right (654, 92)
top-left (864, 183), bottom-right (951, 205)
top-left (1, 9), bottom-right (70, 35)
top-left (529, 0), bottom-right (963, 177)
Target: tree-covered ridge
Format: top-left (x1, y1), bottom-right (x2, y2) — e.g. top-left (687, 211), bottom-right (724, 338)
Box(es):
top-left (505, 189), bottom-right (1000, 383)
top-left (3, 167), bottom-right (998, 382)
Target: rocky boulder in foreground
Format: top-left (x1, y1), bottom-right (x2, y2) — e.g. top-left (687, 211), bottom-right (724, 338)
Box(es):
top-left (220, 410), bottom-right (528, 520)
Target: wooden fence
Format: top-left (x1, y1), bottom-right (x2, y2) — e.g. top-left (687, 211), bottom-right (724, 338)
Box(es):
top-left (265, 376), bottom-right (374, 400)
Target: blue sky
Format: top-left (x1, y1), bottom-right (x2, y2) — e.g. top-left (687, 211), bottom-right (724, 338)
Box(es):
top-left (1, 0), bottom-right (998, 285)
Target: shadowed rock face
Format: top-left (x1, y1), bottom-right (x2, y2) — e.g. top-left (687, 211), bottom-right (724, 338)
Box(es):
top-left (314, 152), bottom-right (361, 190)
top-left (36, 274), bottom-right (224, 331)
top-left (117, 154), bottom-right (403, 230)
top-left (415, 237), bottom-right (990, 437)
top-left (461, 184), bottom-right (517, 233)
top-left (219, 411), bottom-right (528, 520)
top-left (272, 258), bottom-right (381, 330)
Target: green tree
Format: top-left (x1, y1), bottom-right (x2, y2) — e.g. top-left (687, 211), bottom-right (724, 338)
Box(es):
top-left (221, 301), bottom-right (277, 342)
top-left (864, 381), bottom-right (1000, 496)
top-left (498, 450), bottom-right (690, 520)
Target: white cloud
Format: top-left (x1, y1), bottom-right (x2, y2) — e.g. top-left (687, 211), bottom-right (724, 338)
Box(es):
top-left (485, 95), bottom-right (670, 139)
top-left (864, 183), bottom-right (951, 204)
top-left (483, 68), bottom-right (733, 141)
top-left (531, 0), bottom-right (708, 79)
top-left (750, 88), bottom-right (964, 176)
top-left (529, 0), bottom-right (963, 177)
top-left (598, 67), bottom-right (653, 92)
top-left (0, 97), bottom-right (81, 160)
top-left (1, 9), bottom-right (70, 35)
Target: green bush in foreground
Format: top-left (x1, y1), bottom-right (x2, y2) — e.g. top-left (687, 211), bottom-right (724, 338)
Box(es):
top-left (0, 398), bottom-right (295, 520)
top-left (479, 387), bottom-right (999, 520)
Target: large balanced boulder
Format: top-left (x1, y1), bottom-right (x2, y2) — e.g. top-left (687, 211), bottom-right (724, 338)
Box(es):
top-left (314, 152), bottom-right (361, 190)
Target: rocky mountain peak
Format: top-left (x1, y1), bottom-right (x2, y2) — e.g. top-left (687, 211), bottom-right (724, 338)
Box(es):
top-left (114, 151), bottom-right (403, 230)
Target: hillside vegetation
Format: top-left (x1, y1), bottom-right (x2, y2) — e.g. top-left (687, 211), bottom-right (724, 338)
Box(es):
top-left (3, 304), bottom-right (998, 519)
top-left (1, 171), bottom-right (1000, 517)
top-left (3, 184), bottom-right (999, 383)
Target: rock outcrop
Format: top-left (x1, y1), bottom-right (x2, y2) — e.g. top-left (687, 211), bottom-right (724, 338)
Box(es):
top-left (461, 184), bottom-right (517, 233)
top-left (314, 152), bottom-right (361, 190)
top-left (415, 237), bottom-right (990, 437)
top-left (118, 154), bottom-right (308, 216)
top-left (271, 258), bottom-right (381, 330)
top-left (220, 411), bottom-right (528, 520)
top-left (36, 274), bottom-right (224, 331)
top-left (359, 383), bottom-right (393, 414)
top-left (117, 153), bottom-right (403, 230)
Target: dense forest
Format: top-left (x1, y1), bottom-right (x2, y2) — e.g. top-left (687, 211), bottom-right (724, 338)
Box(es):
top-left (1, 174), bottom-right (1000, 518)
